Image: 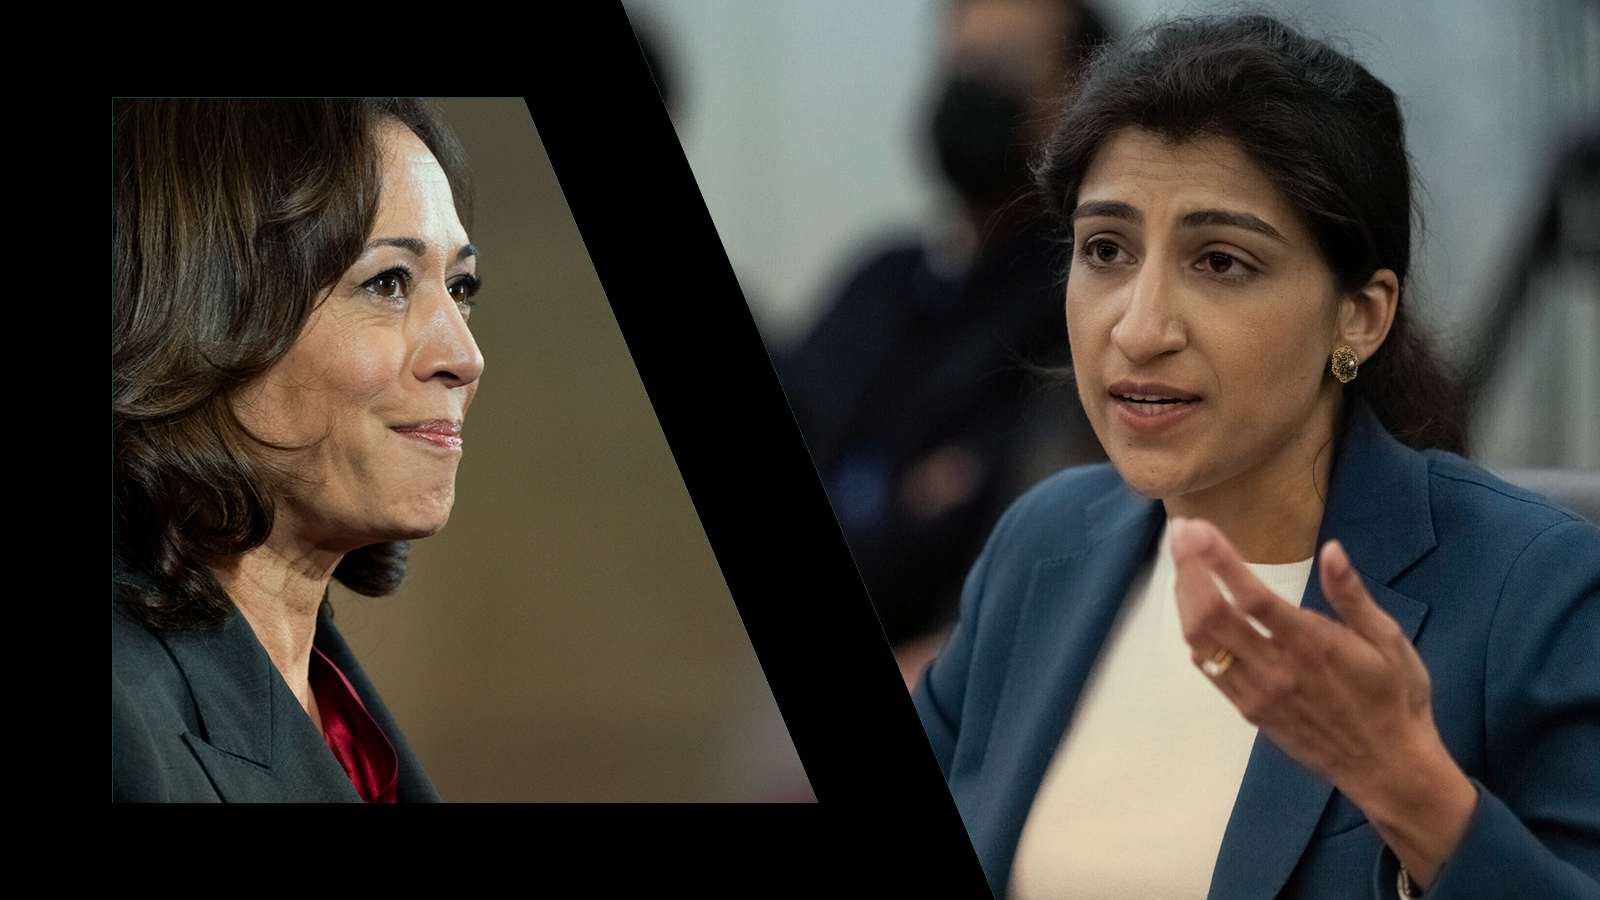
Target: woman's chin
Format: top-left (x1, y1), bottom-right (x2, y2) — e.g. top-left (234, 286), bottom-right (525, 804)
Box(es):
top-left (339, 496), bottom-right (456, 548)
top-left (391, 504), bottom-right (455, 542)
top-left (1105, 455), bottom-right (1196, 502)
top-left (388, 519), bottom-right (448, 542)
top-left (1120, 477), bottom-right (1181, 502)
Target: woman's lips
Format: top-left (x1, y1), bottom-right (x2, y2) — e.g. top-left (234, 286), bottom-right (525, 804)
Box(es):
top-left (392, 420), bottom-right (463, 450)
top-left (1107, 382), bottom-right (1200, 433)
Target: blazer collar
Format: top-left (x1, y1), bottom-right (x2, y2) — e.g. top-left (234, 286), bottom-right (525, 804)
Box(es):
top-left (1208, 401), bottom-right (1435, 899)
top-left (1314, 401), bottom-right (1437, 586)
top-left (973, 475), bottom-right (1167, 891)
top-left (160, 611), bottom-right (364, 803)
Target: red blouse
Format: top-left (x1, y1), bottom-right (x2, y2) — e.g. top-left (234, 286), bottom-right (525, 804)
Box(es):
top-left (310, 645), bottom-right (399, 803)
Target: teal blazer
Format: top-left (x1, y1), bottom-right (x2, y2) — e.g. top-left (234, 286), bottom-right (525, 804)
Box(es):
top-left (914, 404), bottom-right (1599, 898)
top-left (113, 597), bottom-right (441, 803)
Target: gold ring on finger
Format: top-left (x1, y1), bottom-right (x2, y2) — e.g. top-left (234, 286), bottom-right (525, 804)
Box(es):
top-left (1202, 647), bottom-right (1236, 677)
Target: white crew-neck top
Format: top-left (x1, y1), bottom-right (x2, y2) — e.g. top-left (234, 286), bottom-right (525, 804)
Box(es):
top-left (1008, 524), bottom-right (1314, 900)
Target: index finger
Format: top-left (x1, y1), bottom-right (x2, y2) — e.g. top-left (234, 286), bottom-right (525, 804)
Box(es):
top-left (1175, 518), bottom-right (1304, 639)
top-left (1170, 518), bottom-right (1275, 660)
top-left (1318, 539), bottom-right (1405, 648)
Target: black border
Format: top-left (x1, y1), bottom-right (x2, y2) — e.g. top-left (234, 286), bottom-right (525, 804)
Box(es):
top-left (524, 3), bottom-right (988, 892)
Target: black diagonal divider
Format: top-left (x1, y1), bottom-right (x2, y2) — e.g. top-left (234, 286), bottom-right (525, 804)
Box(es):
top-left (522, 2), bottom-right (987, 891)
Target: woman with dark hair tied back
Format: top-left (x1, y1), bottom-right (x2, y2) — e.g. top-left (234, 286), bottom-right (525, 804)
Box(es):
top-left (913, 16), bottom-right (1599, 897)
top-left (113, 99), bottom-right (484, 802)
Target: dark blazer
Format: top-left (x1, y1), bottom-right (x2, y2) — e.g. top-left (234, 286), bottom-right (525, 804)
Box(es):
top-left (113, 597), bottom-right (441, 803)
top-left (914, 404), bottom-right (1600, 898)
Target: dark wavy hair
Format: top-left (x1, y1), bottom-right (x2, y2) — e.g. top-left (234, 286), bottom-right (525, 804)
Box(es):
top-left (113, 98), bottom-right (474, 632)
top-left (1035, 15), bottom-right (1468, 453)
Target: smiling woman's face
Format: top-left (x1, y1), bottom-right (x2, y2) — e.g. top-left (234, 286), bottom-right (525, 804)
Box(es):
top-left (232, 122), bottom-right (484, 554)
top-left (1066, 128), bottom-right (1347, 513)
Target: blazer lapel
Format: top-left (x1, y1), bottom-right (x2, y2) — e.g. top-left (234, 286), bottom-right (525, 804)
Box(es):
top-left (161, 612), bottom-right (363, 803)
top-left (1208, 404), bottom-right (1435, 899)
top-left (972, 481), bottom-right (1166, 881)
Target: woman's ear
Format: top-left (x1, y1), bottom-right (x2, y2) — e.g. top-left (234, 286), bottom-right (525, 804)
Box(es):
top-left (1339, 268), bottom-right (1399, 361)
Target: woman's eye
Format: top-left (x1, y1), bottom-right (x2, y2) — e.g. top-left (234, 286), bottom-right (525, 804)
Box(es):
top-left (364, 271), bottom-right (407, 299)
top-left (449, 276), bottom-right (481, 318)
top-left (1204, 252), bottom-right (1252, 277)
top-left (1087, 240), bottom-right (1123, 264)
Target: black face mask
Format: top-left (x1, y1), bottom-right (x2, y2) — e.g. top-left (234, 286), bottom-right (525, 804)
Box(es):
top-left (929, 76), bottom-right (1031, 204)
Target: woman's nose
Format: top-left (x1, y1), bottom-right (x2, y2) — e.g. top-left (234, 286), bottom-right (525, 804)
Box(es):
top-left (412, 291), bottom-right (485, 387)
top-left (1110, 265), bottom-right (1186, 364)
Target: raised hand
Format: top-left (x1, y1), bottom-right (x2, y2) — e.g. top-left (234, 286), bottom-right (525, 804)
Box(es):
top-left (1168, 516), bottom-right (1477, 888)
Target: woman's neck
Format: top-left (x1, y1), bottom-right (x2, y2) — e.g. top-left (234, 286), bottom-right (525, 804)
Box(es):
top-left (1162, 399), bottom-right (1343, 564)
top-left (1163, 484), bottom-right (1326, 564)
top-left (210, 534), bottom-right (343, 734)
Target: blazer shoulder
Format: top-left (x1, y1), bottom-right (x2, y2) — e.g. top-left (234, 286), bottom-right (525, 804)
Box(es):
top-left (949, 464), bottom-right (1155, 623)
top-left (1424, 452), bottom-right (1595, 540)
top-left (1406, 452), bottom-right (1599, 633)
top-left (112, 599), bottom-right (185, 697)
top-left (1004, 462), bottom-right (1127, 528)
top-left (113, 601), bottom-right (218, 802)
top-left (985, 462), bottom-right (1143, 554)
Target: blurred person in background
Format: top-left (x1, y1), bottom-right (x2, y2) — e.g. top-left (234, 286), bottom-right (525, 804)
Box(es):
top-left (778, 0), bottom-right (1111, 685)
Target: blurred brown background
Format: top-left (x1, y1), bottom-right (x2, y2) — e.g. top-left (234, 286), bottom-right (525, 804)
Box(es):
top-left (326, 98), bottom-right (810, 801)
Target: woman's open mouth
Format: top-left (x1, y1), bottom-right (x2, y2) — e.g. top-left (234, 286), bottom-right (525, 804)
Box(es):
top-left (1115, 393), bottom-right (1196, 414)
top-left (1108, 383), bottom-right (1200, 432)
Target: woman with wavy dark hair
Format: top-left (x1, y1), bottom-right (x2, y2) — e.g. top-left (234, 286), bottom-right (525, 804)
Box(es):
top-left (913, 16), bottom-right (1599, 897)
top-left (113, 99), bottom-right (484, 802)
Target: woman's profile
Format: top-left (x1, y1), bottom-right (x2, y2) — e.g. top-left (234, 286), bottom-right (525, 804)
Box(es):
top-left (113, 99), bottom-right (482, 802)
top-left (913, 15), bottom-right (1599, 897)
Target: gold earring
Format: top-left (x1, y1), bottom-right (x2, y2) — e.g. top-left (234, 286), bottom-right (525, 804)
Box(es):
top-left (1330, 345), bottom-right (1359, 383)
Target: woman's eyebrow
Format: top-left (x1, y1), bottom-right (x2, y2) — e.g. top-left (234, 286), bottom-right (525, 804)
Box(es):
top-left (1070, 200), bottom-right (1141, 225)
top-left (366, 238), bottom-right (480, 262)
top-left (370, 236), bottom-right (426, 256)
top-left (1180, 209), bottom-right (1288, 243)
